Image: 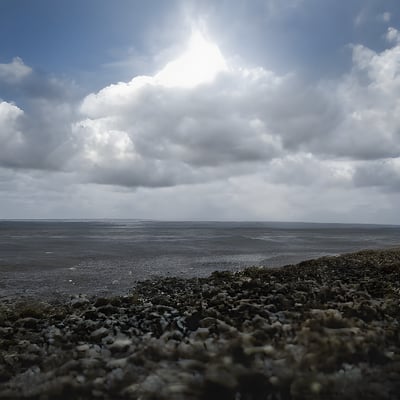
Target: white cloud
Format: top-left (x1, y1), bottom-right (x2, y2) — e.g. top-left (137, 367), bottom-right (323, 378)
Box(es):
top-left (0, 101), bottom-right (25, 164)
top-left (73, 33), bottom-right (286, 187)
top-left (0, 57), bottom-right (32, 83)
top-left (386, 27), bottom-right (400, 43)
top-left (302, 38), bottom-right (400, 160)
top-left (2, 27), bottom-right (400, 221)
top-left (73, 32), bottom-right (400, 191)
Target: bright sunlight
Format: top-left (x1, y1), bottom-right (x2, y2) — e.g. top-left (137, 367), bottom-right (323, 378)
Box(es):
top-left (155, 31), bottom-right (227, 88)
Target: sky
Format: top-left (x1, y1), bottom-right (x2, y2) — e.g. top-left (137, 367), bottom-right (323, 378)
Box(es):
top-left (0, 0), bottom-right (400, 223)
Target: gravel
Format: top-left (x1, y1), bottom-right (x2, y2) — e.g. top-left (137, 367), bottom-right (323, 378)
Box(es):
top-left (1, 247), bottom-right (400, 399)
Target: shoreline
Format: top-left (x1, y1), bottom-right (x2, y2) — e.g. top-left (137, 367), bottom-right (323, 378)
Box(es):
top-left (1, 247), bottom-right (400, 399)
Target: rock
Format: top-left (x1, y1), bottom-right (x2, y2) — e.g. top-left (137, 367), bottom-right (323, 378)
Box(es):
top-left (94, 297), bottom-right (110, 307)
top-left (16, 317), bottom-right (39, 329)
top-left (90, 327), bottom-right (109, 340)
top-left (1, 248), bottom-right (400, 399)
top-left (97, 304), bottom-right (118, 315)
top-left (107, 358), bottom-right (128, 369)
top-left (109, 338), bottom-right (132, 353)
top-left (76, 344), bottom-right (90, 352)
top-left (70, 295), bottom-right (90, 308)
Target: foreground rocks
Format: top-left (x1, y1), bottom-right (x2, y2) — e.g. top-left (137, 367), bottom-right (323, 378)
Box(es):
top-left (1, 248), bottom-right (400, 399)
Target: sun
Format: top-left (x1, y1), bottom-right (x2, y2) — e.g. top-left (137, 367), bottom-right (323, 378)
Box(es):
top-left (155, 31), bottom-right (227, 88)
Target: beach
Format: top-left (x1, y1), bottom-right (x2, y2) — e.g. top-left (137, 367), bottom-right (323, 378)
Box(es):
top-left (2, 220), bottom-right (400, 300)
top-left (1, 247), bottom-right (400, 399)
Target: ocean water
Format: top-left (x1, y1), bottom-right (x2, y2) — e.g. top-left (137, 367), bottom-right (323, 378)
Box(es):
top-left (1, 220), bottom-right (400, 299)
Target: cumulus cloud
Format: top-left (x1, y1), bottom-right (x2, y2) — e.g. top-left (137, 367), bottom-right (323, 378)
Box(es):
top-left (0, 96), bottom-right (77, 170)
top-left (0, 57), bottom-right (32, 83)
top-left (71, 36), bottom-right (287, 186)
top-left (0, 57), bottom-right (79, 171)
top-left (0, 101), bottom-right (25, 165)
top-left (2, 28), bottom-right (400, 202)
top-left (336, 39), bottom-right (400, 159)
top-left (71, 29), bottom-right (400, 191)
top-left (297, 35), bottom-right (400, 161)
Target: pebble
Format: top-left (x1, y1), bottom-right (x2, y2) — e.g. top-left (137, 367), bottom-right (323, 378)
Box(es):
top-left (17, 317), bottom-right (39, 329)
top-left (90, 327), bottom-right (109, 340)
top-left (109, 338), bottom-right (132, 353)
top-left (1, 248), bottom-right (400, 399)
top-left (76, 344), bottom-right (90, 352)
top-left (70, 296), bottom-right (90, 308)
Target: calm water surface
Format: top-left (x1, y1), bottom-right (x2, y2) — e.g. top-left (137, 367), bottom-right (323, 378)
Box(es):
top-left (1, 220), bottom-right (400, 299)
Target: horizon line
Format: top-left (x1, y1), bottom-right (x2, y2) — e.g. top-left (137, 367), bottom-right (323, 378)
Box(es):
top-left (0, 218), bottom-right (399, 227)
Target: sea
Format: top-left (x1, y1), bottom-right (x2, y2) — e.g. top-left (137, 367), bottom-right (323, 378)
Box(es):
top-left (1, 220), bottom-right (400, 299)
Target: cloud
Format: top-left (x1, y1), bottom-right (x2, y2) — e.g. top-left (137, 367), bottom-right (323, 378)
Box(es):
top-left (297, 35), bottom-right (400, 161)
top-left (265, 154), bottom-right (354, 188)
top-left (72, 38), bottom-right (287, 187)
top-left (353, 159), bottom-right (400, 192)
top-left (2, 26), bottom-right (400, 204)
top-left (72, 29), bottom-right (400, 191)
top-left (0, 101), bottom-right (25, 165)
top-left (380, 12), bottom-right (392, 23)
top-left (0, 57), bottom-right (32, 83)
top-left (0, 58), bottom-right (80, 171)
top-left (0, 95), bottom-right (77, 170)
top-left (0, 56), bottom-right (78, 104)
top-left (0, 98), bottom-right (76, 170)
top-left (386, 27), bottom-right (400, 43)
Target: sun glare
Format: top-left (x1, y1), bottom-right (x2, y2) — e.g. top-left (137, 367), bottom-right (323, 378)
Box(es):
top-left (155, 31), bottom-right (227, 88)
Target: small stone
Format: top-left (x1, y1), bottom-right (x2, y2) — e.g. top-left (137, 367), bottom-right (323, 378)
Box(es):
top-left (76, 344), bottom-right (90, 352)
top-left (83, 309), bottom-right (99, 319)
top-left (269, 376), bottom-right (279, 386)
top-left (310, 382), bottom-right (322, 393)
top-left (263, 345), bottom-right (275, 356)
top-left (17, 317), bottom-right (38, 329)
top-left (71, 296), bottom-right (90, 308)
top-left (97, 304), bottom-right (118, 315)
top-left (192, 327), bottom-right (210, 339)
top-left (140, 374), bottom-right (164, 392)
top-left (76, 375), bottom-right (86, 384)
top-left (94, 297), bottom-right (110, 307)
top-left (109, 338), bottom-right (132, 353)
top-left (91, 327), bottom-right (109, 340)
top-left (107, 358), bottom-right (128, 369)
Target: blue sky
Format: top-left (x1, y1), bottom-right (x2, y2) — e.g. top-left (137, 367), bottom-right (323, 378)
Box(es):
top-left (2, 0), bottom-right (398, 87)
top-left (1, 0), bottom-right (400, 222)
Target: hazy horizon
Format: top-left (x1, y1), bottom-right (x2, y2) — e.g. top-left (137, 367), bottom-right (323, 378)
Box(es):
top-left (1, 218), bottom-right (400, 228)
